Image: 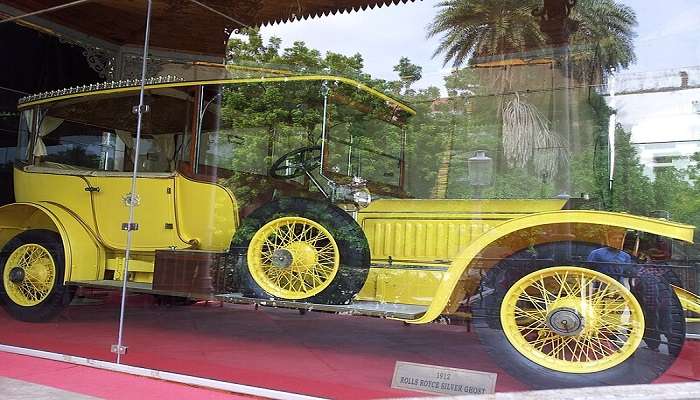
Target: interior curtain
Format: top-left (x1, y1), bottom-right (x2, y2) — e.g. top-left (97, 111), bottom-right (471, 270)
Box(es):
top-left (32, 115), bottom-right (64, 157)
top-left (23, 109), bottom-right (33, 128)
top-left (115, 130), bottom-right (135, 150)
top-left (151, 134), bottom-right (175, 170)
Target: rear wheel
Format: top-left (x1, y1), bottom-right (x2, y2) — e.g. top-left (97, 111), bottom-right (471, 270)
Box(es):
top-left (473, 242), bottom-right (685, 389)
top-left (502, 267), bottom-right (645, 373)
top-left (230, 198), bottom-right (370, 304)
top-left (0, 230), bottom-right (73, 322)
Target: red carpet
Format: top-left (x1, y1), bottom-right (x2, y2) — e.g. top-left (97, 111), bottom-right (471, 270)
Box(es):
top-left (0, 352), bottom-right (256, 399)
top-left (0, 293), bottom-right (697, 399)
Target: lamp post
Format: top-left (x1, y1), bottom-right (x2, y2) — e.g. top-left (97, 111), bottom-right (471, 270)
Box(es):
top-left (468, 150), bottom-right (493, 199)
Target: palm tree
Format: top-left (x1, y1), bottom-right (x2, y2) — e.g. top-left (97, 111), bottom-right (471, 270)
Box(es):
top-left (427, 0), bottom-right (545, 68)
top-left (569, 0), bottom-right (637, 83)
top-left (427, 0), bottom-right (637, 78)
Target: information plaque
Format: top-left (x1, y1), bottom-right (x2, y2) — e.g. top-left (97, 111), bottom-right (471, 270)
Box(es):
top-left (391, 361), bottom-right (497, 396)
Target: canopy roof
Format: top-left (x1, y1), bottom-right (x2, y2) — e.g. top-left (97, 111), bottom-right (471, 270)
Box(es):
top-left (3, 0), bottom-right (416, 56)
top-left (17, 65), bottom-right (416, 125)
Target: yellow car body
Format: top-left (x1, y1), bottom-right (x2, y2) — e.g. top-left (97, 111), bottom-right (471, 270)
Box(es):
top-left (5, 165), bottom-right (695, 322)
top-left (5, 71), bottom-right (697, 324)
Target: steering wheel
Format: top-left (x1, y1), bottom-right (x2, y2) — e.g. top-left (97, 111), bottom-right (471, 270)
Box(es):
top-left (269, 146), bottom-right (322, 179)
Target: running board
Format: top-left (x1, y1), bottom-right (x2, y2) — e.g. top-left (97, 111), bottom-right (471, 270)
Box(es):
top-left (67, 280), bottom-right (428, 319)
top-left (217, 293), bottom-right (428, 320)
top-left (66, 280), bottom-right (218, 300)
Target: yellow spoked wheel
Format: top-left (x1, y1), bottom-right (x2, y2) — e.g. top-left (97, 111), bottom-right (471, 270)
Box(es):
top-left (3, 244), bottom-right (57, 307)
top-left (501, 266), bottom-right (645, 374)
top-left (232, 198), bottom-right (370, 305)
top-left (247, 216), bottom-right (340, 300)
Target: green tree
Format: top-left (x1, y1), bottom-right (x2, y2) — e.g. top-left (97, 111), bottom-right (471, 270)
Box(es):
top-left (651, 155), bottom-right (700, 230)
top-left (403, 98), bottom-right (453, 197)
top-left (392, 57), bottom-right (423, 95)
top-left (227, 28), bottom-right (281, 64)
top-left (608, 126), bottom-right (654, 215)
top-left (426, 1), bottom-right (637, 191)
top-left (222, 32), bottom-right (422, 197)
top-left (220, 28), bottom-right (671, 217)
top-left (443, 67), bottom-right (479, 98)
top-left (688, 152), bottom-right (700, 186)
top-left (570, 0), bottom-right (637, 83)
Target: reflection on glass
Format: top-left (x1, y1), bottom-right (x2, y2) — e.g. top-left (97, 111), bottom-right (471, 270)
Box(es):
top-left (0, 0), bottom-right (698, 396)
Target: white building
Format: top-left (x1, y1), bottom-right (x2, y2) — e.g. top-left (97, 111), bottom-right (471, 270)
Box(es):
top-left (604, 67), bottom-right (700, 180)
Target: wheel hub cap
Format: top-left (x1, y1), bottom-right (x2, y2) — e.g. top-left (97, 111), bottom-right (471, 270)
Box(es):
top-left (286, 242), bottom-right (318, 272)
top-left (8, 267), bottom-right (25, 283)
top-left (271, 248), bottom-right (293, 268)
top-left (547, 307), bottom-right (584, 336)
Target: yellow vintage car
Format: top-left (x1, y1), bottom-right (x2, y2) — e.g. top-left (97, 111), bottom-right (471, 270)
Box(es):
top-left (2, 67), bottom-right (698, 388)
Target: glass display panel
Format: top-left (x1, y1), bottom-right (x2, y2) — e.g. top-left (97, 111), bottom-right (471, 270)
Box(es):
top-left (0, 86), bottom-right (195, 363)
top-left (0, 0), bottom-right (698, 398)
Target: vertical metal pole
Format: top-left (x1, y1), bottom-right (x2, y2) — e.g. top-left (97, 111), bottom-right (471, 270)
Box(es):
top-left (608, 69), bottom-right (617, 195)
top-left (347, 134), bottom-right (353, 176)
top-left (560, 44), bottom-right (572, 197)
top-left (319, 81), bottom-right (330, 179)
top-left (115, 0), bottom-right (152, 365)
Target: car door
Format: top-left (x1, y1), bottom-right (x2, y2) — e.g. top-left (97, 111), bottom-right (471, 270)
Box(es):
top-left (85, 173), bottom-right (184, 250)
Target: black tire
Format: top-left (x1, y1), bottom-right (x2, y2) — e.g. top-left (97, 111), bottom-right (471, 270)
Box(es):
top-left (229, 197), bottom-right (370, 305)
top-left (0, 230), bottom-right (74, 322)
top-left (472, 241), bottom-right (686, 389)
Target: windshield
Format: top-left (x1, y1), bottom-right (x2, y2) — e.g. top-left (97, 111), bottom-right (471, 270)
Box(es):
top-left (197, 79), bottom-right (411, 199)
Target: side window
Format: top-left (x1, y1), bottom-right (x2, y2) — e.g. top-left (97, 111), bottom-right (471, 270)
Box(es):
top-left (129, 133), bottom-right (184, 173)
top-left (39, 117), bottom-right (124, 171)
top-left (0, 111), bottom-right (17, 163)
top-left (33, 87), bottom-right (193, 173)
top-left (197, 85), bottom-right (270, 176)
top-left (0, 109), bottom-right (19, 205)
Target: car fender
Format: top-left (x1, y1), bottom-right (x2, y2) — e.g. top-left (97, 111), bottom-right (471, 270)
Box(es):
top-left (0, 202), bottom-right (104, 282)
top-left (405, 210), bottom-right (695, 324)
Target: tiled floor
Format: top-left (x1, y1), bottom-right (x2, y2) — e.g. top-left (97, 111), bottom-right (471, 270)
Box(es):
top-left (0, 377), bottom-right (98, 400)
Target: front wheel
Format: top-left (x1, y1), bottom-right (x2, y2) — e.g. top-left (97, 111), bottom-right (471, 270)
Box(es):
top-left (230, 198), bottom-right (370, 305)
top-left (474, 249), bottom-right (685, 388)
top-left (0, 230), bottom-right (74, 322)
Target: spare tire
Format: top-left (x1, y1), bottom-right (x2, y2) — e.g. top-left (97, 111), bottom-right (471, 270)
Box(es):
top-left (230, 197), bottom-right (370, 305)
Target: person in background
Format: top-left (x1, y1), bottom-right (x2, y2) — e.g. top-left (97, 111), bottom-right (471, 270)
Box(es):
top-left (587, 230), bottom-right (677, 354)
top-left (631, 237), bottom-right (679, 354)
top-left (586, 229), bottom-right (631, 281)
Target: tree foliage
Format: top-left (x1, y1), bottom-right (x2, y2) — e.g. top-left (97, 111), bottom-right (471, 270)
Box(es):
top-left (219, 29), bottom-right (699, 232)
top-left (393, 57), bottom-right (423, 95)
